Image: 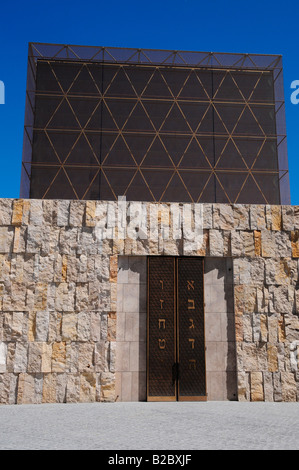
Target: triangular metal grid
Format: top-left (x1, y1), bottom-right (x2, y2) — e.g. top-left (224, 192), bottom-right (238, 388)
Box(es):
top-left (22, 44), bottom-right (287, 204)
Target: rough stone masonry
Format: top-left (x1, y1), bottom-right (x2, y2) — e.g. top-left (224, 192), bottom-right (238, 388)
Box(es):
top-left (0, 198), bottom-right (299, 404)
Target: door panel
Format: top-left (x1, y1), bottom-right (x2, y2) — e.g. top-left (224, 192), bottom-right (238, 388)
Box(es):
top-left (177, 257), bottom-right (206, 401)
top-left (147, 256), bottom-right (206, 401)
top-left (147, 257), bottom-right (177, 401)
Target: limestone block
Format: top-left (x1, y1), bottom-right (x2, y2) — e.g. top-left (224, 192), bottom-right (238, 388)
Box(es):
top-left (41, 227), bottom-right (60, 255)
top-left (267, 344), bottom-right (278, 372)
top-left (26, 226), bottom-right (42, 253)
top-left (100, 371), bottom-right (115, 402)
top-left (66, 373), bottom-right (80, 402)
top-left (254, 230), bottom-right (261, 256)
top-left (35, 310), bottom-right (49, 341)
top-left (261, 230), bottom-right (276, 257)
top-left (231, 231), bottom-right (242, 257)
top-left (263, 372), bottom-right (274, 401)
top-left (233, 204), bottom-right (250, 230)
top-left (0, 199), bottom-right (13, 225)
top-left (97, 282), bottom-right (111, 310)
top-left (75, 284), bottom-right (89, 311)
top-left (294, 207), bottom-right (299, 230)
top-left (273, 285), bottom-right (295, 314)
top-left (68, 201), bottom-right (85, 227)
top-left (252, 314), bottom-right (261, 342)
top-left (14, 342), bottom-right (28, 373)
top-left (42, 373), bottom-right (58, 403)
top-left (94, 341), bottom-right (109, 372)
top-left (161, 238), bottom-right (178, 255)
top-left (62, 313), bottom-right (78, 342)
top-left (34, 283), bottom-right (48, 310)
top-left (100, 313), bottom-right (108, 341)
top-left (270, 206), bottom-right (282, 231)
top-left (112, 237), bottom-right (125, 255)
top-left (250, 258), bottom-right (265, 284)
top-left (12, 200), bottom-right (24, 226)
top-left (75, 254), bottom-right (87, 283)
top-left (0, 227), bottom-right (14, 253)
top-left (234, 285), bottom-right (257, 314)
top-left (282, 206), bottom-right (294, 231)
top-left (109, 255), bottom-right (118, 284)
top-left (56, 373), bottom-right (67, 403)
top-left (13, 226), bottom-right (27, 253)
top-left (237, 371), bottom-right (250, 401)
top-left (235, 313), bottom-right (243, 342)
top-left (78, 343), bottom-right (94, 372)
top-left (277, 343), bottom-right (286, 371)
top-left (274, 231), bottom-right (292, 258)
top-left (77, 228), bottom-right (97, 256)
top-left (77, 311), bottom-right (91, 342)
top-left (109, 341), bottom-right (116, 372)
top-left (278, 315), bottom-right (286, 342)
top-left (209, 230), bottom-right (224, 256)
top-left (3, 312), bottom-right (25, 341)
top-left (273, 372), bottom-right (283, 401)
top-left (85, 201), bottom-right (96, 227)
top-left (222, 230), bottom-right (231, 256)
top-left (250, 371), bottom-right (264, 401)
top-left (108, 312), bottom-right (116, 342)
top-left (260, 314), bottom-right (268, 341)
top-left (41, 343), bottom-right (52, 373)
top-left (37, 254), bottom-right (55, 283)
top-left (233, 258), bottom-right (251, 285)
top-left (42, 200), bottom-right (57, 226)
top-left (243, 343), bottom-right (267, 371)
top-left (281, 372), bottom-right (297, 401)
top-left (243, 231), bottom-right (255, 257)
top-left (203, 204), bottom-right (213, 229)
top-left (284, 315), bottom-right (299, 342)
top-left (57, 200), bottom-right (70, 226)
top-left (59, 228), bottom-right (78, 255)
top-left (3, 283), bottom-right (27, 311)
top-left (242, 314), bottom-right (253, 342)
top-left (28, 342), bottom-right (43, 373)
top-left (29, 200), bottom-right (43, 226)
top-left (80, 371), bottom-right (97, 402)
top-left (0, 341), bottom-right (7, 372)
top-left (265, 258), bottom-right (297, 286)
top-left (17, 373), bottom-right (43, 404)
top-left (213, 204), bottom-right (234, 230)
top-left (267, 312), bottom-right (278, 343)
top-left (0, 372), bottom-right (16, 404)
top-left (55, 282), bottom-right (75, 312)
top-left (291, 231), bottom-right (299, 258)
top-left (250, 205), bottom-right (266, 230)
top-left (52, 342), bottom-right (66, 372)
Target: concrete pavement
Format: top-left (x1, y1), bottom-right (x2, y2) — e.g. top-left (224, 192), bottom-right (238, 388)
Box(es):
top-left (0, 401), bottom-right (299, 450)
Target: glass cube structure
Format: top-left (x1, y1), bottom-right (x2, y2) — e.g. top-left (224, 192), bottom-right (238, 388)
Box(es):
top-left (20, 43), bottom-right (290, 204)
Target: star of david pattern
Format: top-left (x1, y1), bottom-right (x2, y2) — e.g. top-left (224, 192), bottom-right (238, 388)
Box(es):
top-left (21, 44), bottom-right (289, 204)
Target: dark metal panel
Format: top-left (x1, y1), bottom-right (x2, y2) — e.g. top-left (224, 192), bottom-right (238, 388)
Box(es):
top-left (177, 257), bottom-right (206, 400)
top-left (22, 46), bottom-right (289, 203)
top-left (147, 257), bottom-right (176, 401)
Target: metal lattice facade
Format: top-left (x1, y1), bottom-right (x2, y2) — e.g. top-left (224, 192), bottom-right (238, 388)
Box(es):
top-left (20, 43), bottom-right (290, 204)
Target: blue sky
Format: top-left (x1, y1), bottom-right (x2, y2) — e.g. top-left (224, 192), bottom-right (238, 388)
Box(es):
top-left (0, 0), bottom-right (299, 203)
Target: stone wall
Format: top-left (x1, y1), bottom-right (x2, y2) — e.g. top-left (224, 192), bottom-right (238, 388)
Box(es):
top-left (0, 199), bottom-right (298, 403)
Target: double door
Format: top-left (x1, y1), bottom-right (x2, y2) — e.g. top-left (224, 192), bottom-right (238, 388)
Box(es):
top-left (147, 256), bottom-right (206, 401)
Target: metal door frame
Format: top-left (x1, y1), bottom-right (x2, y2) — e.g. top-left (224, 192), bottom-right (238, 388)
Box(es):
top-left (147, 256), bottom-right (207, 402)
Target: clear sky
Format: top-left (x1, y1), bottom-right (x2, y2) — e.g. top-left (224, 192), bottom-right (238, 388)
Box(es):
top-left (0, 0), bottom-right (299, 203)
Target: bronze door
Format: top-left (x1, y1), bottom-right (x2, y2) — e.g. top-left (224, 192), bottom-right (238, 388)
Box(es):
top-left (147, 256), bottom-right (206, 401)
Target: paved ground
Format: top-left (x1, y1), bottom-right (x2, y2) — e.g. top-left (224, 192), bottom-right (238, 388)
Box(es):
top-left (0, 401), bottom-right (299, 450)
